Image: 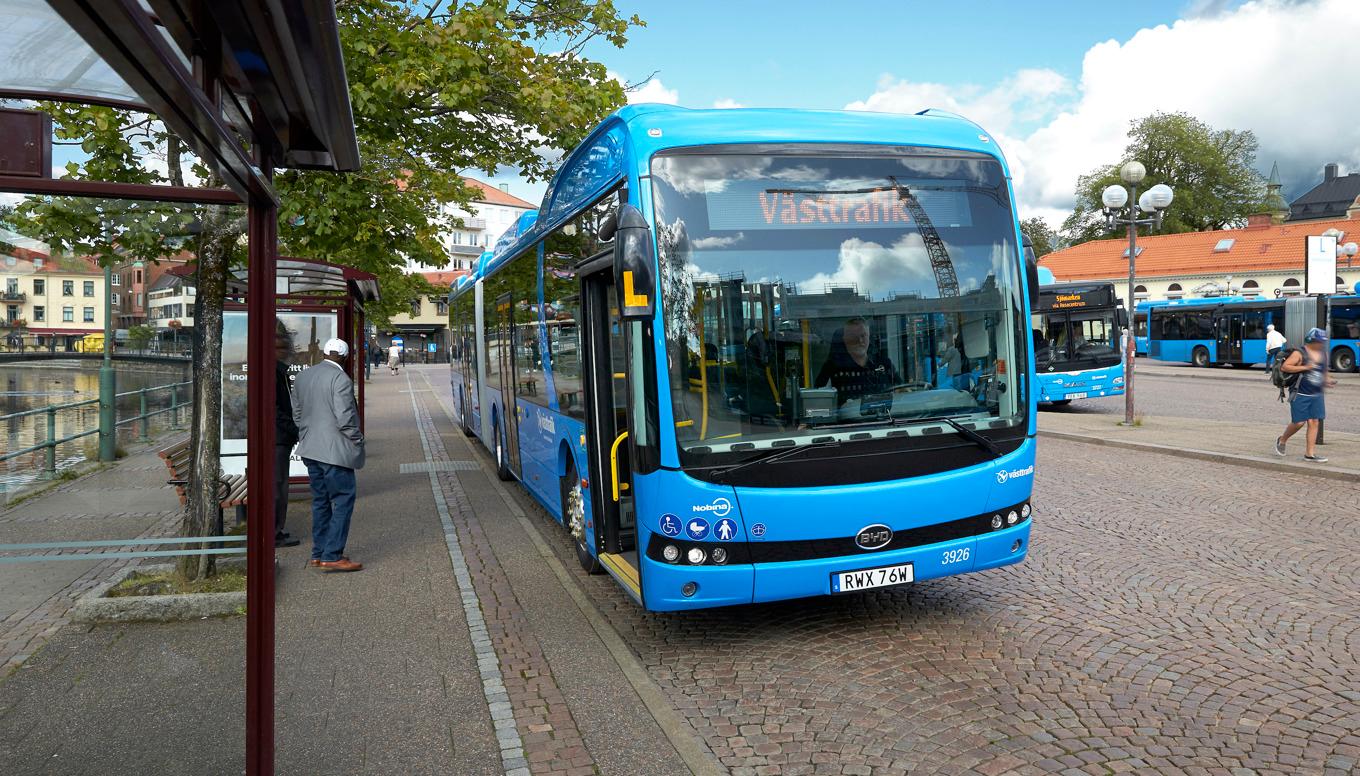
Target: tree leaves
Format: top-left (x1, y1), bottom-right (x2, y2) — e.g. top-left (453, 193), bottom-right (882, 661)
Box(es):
top-left (1061, 112), bottom-right (1268, 246)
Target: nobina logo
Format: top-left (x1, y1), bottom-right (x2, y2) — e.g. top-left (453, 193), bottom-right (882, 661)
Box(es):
top-left (691, 498), bottom-right (732, 518)
top-left (996, 465), bottom-right (1035, 484)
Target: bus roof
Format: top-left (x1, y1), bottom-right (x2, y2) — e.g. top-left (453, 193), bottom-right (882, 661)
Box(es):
top-left (479, 104), bottom-right (1014, 279)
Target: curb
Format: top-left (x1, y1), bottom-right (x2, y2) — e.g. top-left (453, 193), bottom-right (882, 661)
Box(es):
top-left (1039, 430), bottom-right (1359, 482)
top-left (1136, 366), bottom-right (1359, 388)
top-left (70, 563), bottom-right (246, 624)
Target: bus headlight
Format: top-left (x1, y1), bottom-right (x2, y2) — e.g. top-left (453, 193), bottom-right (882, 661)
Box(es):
top-left (1006, 510), bottom-right (1019, 526)
top-left (990, 514), bottom-right (1003, 530)
top-left (686, 547), bottom-right (707, 565)
top-left (662, 545), bottom-right (680, 563)
top-left (711, 547), bottom-right (728, 565)
top-left (1021, 503), bottom-right (1031, 518)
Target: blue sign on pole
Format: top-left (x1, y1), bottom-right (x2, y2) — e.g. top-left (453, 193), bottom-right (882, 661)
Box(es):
top-left (391, 336), bottom-right (405, 350)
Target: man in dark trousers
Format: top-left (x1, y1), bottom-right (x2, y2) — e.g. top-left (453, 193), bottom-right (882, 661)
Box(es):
top-left (292, 337), bottom-right (366, 572)
top-left (274, 324), bottom-right (301, 548)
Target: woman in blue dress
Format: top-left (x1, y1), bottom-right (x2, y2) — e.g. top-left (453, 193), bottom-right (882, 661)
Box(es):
top-left (1275, 328), bottom-right (1336, 463)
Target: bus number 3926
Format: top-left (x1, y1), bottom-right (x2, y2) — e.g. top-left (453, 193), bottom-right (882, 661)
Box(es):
top-left (942, 548), bottom-right (971, 565)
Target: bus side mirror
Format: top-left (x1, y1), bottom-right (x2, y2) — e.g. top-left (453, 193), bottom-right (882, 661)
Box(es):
top-left (1116, 307), bottom-right (1129, 329)
top-left (1022, 236), bottom-right (1039, 308)
top-left (613, 204), bottom-right (656, 320)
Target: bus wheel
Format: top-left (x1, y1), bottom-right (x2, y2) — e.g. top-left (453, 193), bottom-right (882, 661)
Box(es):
top-left (1048, 399), bottom-right (1072, 406)
top-left (1191, 346), bottom-right (1210, 367)
top-left (459, 390), bottom-right (473, 436)
top-left (494, 420), bottom-right (512, 481)
top-left (561, 462), bottom-right (600, 574)
top-left (1332, 347), bottom-right (1356, 373)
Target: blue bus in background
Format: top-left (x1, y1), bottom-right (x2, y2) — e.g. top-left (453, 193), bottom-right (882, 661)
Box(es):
top-left (1140, 295), bottom-right (1360, 371)
top-left (1032, 270), bottom-right (1125, 404)
top-left (449, 104), bottom-right (1037, 611)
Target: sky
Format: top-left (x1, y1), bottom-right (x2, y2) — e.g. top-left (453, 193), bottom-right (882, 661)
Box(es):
top-left (484, 0), bottom-right (1360, 230)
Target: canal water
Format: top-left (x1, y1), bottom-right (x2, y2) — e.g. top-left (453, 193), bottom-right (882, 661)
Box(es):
top-left (0, 360), bottom-right (193, 492)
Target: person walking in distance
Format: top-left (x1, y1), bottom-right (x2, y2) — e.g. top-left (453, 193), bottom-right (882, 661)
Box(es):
top-left (1265, 324), bottom-right (1286, 372)
top-left (274, 323), bottom-right (301, 548)
top-left (1274, 328), bottom-right (1336, 463)
top-left (293, 338), bottom-right (366, 572)
top-left (387, 341), bottom-right (402, 376)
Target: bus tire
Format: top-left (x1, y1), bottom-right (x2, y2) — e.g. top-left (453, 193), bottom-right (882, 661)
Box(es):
top-left (1048, 399), bottom-right (1072, 406)
top-left (459, 389), bottom-right (473, 436)
top-left (494, 419), bottom-right (513, 481)
top-left (561, 461), bottom-right (601, 574)
top-left (1191, 346), bottom-right (1210, 367)
top-left (1332, 347), bottom-right (1356, 373)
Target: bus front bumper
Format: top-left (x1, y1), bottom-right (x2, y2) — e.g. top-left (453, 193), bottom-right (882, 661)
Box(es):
top-left (640, 520), bottom-right (1031, 612)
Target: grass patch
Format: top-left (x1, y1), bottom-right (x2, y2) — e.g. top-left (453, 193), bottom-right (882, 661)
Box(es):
top-left (107, 568), bottom-right (247, 598)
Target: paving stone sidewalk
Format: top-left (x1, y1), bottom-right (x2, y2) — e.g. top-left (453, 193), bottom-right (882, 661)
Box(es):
top-left (0, 440), bottom-right (185, 675)
top-left (0, 366), bottom-right (700, 775)
top-left (1039, 409), bottom-right (1360, 477)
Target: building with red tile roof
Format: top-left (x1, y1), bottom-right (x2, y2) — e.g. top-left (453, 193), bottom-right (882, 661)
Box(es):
top-left (1040, 213), bottom-right (1360, 303)
top-left (411, 177), bottom-right (537, 273)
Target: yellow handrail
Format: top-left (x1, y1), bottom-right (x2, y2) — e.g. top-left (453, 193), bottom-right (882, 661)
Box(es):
top-left (609, 430), bottom-right (629, 503)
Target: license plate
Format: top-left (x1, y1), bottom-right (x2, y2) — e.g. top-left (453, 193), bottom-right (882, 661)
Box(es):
top-left (831, 563), bottom-right (914, 593)
top-left (1067, 392), bottom-right (1088, 399)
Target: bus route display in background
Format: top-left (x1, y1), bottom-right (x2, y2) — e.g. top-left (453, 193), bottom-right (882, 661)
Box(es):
top-left (221, 310), bottom-right (338, 477)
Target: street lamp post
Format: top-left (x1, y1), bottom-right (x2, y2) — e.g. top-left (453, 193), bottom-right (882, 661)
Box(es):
top-left (1101, 161), bottom-right (1174, 427)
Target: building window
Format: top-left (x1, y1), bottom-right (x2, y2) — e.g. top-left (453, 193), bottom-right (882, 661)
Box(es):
top-left (33, 305), bottom-right (45, 322)
top-left (83, 307), bottom-right (95, 322)
top-left (1166, 283), bottom-right (1183, 298)
top-left (62, 306), bottom-right (74, 322)
top-left (83, 280), bottom-right (95, 297)
top-left (135, 269), bottom-right (142, 283)
top-left (410, 298), bottom-right (422, 316)
top-left (1133, 284), bottom-right (1148, 299)
top-left (62, 280), bottom-right (73, 296)
top-left (136, 293), bottom-right (143, 307)
top-left (5, 277), bottom-right (16, 294)
top-left (33, 278), bottom-right (44, 295)
top-left (110, 274), bottom-right (120, 287)
top-left (111, 293), bottom-right (120, 306)
top-left (1282, 278), bottom-right (1301, 295)
top-left (436, 300), bottom-right (448, 316)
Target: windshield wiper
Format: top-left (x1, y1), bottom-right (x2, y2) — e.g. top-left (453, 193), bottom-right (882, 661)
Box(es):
top-left (711, 437), bottom-right (841, 481)
top-left (913, 415), bottom-right (1004, 459)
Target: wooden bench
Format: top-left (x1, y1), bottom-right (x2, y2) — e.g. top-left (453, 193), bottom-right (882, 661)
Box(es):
top-left (159, 438), bottom-right (249, 529)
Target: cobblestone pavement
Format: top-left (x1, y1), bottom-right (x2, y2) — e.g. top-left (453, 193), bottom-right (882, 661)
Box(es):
top-left (494, 433), bottom-right (1360, 776)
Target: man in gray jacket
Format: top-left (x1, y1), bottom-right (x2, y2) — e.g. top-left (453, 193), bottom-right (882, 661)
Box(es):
top-left (292, 338), bottom-right (365, 572)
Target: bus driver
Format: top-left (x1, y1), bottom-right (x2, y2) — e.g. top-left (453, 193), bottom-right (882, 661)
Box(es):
top-left (815, 317), bottom-right (898, 403)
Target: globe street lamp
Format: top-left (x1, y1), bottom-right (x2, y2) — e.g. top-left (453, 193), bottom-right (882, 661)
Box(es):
top-left (1102, 161), bottom-right (1174, 426)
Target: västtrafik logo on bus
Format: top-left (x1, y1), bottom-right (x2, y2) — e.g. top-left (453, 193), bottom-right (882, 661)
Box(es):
top-left (995, 465), bottom-right (1035, 484)
top-left (691, 498), bottom-right (732, 518)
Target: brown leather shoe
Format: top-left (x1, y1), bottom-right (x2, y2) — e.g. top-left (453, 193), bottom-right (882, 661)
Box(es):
top-left (308, 556), bottom-right (348, 567)
top-left (316, 558), bottom-right (363, 573)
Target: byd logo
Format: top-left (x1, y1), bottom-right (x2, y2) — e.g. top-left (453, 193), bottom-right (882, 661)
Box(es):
top-left (691, 498), bottom-right (732, 518)
top-left (996, 465), bottom-right (1035, 485)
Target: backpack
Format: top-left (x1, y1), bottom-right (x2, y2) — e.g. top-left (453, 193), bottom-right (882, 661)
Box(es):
top-left (1270, 347), bottom-right (1302, 402)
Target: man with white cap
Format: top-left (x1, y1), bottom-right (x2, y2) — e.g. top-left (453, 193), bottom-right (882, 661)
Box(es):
top-left (292, 337), bottom-right (366, 572)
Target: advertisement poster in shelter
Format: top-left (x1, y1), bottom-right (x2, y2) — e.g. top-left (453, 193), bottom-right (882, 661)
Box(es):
top-left (221, 309), bottom-right (338, 477)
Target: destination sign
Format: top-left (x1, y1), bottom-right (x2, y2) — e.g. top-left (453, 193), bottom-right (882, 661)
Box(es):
top-left (703, 179), bottom-right (973, 232)
top-left (1038, 285), bottom-right (1116, 312)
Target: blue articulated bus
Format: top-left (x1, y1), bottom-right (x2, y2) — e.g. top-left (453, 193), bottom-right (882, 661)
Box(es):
top-left (449, 104), bottom-right (1038, 611)
top-left (1032, 272), bottom-right (1125, 404)
top-left (1142, 295), bottom-right (1360, 371)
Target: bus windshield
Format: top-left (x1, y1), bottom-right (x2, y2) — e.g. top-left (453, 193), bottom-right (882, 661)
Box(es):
top-left (651, 147), bottom-right (1026, 467)
top-left (1034, 309), bottom-right (1121, 371)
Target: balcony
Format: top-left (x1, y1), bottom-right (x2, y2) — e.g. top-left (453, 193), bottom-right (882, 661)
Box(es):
top-left (449, 243), bottom-right (484, 256)
top-left (1, 291), bottom-right (26, 302)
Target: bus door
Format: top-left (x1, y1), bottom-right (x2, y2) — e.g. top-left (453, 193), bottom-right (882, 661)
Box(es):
top-left (492, 292), bottom-right (523, 477)
top-left (1216, 312), bottom-right (1243, 363)
top-left (579, 264), bottom-right (639, 578)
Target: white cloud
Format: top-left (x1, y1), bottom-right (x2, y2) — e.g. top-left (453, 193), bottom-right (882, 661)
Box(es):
top-left (713, 98), bottom-right (743, 109)
top-left (802, 234), bottom-right (936, 296)
top-left (845, 0), bottom-right (1360, 227)
top-left (620, 74), bottom-right (679, 105)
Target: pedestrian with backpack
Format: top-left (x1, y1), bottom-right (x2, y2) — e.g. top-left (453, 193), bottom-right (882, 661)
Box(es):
top-left (1274, 328), bottom-right (1336, 463)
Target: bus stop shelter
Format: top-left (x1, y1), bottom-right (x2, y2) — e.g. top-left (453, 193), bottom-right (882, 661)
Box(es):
top-left (221, 258), bottom-right (380, 481)
top-left (0, 2), bottom-right (360, 773)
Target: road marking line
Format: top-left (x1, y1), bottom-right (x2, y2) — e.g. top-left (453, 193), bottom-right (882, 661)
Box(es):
top-left (417, 369), bottom-right (723, 776)
top-left (405, 372), bottom-right (528, 776)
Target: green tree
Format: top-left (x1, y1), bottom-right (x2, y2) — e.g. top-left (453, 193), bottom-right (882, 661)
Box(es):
top-left (8, 0), bottom-right (640, 578)
top-left (126, 324), bottom-right (157, 352)
top-left (1019, 217), bottom-right (1060, 258)
top-left (1061, 112), bottom-right (1268, 245)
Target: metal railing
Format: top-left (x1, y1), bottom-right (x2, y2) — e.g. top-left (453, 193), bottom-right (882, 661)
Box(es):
top-left (0, 379), bottom-right (193, 473)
